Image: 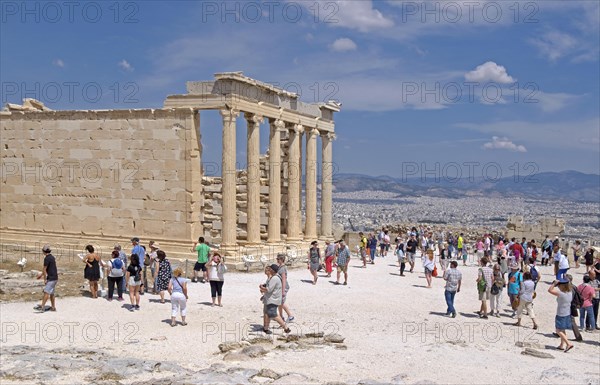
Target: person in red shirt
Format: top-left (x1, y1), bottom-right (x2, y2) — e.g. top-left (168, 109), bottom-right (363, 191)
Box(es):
top-left (578, 275), bottom-right (596, 331)
top-left (510, 238), bottom-right (524, 268)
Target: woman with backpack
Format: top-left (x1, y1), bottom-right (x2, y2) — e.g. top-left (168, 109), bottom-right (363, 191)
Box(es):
top-left (125, 254), bottom-right (142, 310)
top-left (154, 250), bottom-right (172, 304)
top-left (107, 250), bottom-right (125, 302)
top-left (514, 271), bottom-right (538, 329)
top-left (168, 267), bottom-right (188, 326)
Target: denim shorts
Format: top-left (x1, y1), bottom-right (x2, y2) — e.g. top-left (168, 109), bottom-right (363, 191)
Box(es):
top-left (555, 315), bottom-right (572, 331)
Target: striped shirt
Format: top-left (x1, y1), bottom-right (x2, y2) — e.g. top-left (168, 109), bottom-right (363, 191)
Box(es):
top-left (478, 266), bottom-right (494, 288)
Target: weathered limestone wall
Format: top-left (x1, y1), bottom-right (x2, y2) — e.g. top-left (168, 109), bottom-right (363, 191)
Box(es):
top-left (506, 215), bottom-right (565, 242)
top-left (0, 108), bottom-right (202, 255)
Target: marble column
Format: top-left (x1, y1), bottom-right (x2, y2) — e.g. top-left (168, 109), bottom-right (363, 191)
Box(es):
top-left (298, 129), bottom-right (304, 220)
top-left (286, 124), bottom-right (303, 241)
top-left (268, 119), bottom-right (284, 243)
top-left (245, 113), bottom-right (262, 245)
top-left (320, 132), bottom-right (335, 239)
top-left (304, 128), bottom-right (318, 239)
top-left (220, 109), bottom-right (239, 251)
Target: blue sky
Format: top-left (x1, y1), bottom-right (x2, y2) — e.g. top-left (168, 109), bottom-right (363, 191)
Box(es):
top-left (2, 0), bottom-right (599, 177)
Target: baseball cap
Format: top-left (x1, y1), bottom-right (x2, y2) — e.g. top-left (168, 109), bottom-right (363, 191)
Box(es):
top-left (269, 264), bottom-right (279, 273)
top-left (42, 244), bottom-right (51, 252)
top-left (131, 237), bottom-right (140, 243)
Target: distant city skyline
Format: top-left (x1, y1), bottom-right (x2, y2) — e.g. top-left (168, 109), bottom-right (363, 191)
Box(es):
top-left (2, 1), bottom-right (598, 174)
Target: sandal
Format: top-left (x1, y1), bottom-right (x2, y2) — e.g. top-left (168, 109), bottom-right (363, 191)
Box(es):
top-left (181, 322), bottom-right (187, 326)
top-left (564, 345), bottom-right (574, 353)
top-left (262, 328), bottom-right (272, 334)
top-left (170, 322), bottom-right (176, 327)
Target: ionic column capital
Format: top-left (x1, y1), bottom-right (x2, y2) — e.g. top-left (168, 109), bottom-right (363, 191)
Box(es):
top-left (270, 118), bottom-right (286, 130)
top-left (306, 127), bottom-right (319, 137)
top-left (220, 108), bottom-right (240, 121)
top-left (289, 124), bottom-right (304, 134)
top-left (244, 112), bottom-right (264, 125)
top-left (321, 132), bottom-right (336, 141)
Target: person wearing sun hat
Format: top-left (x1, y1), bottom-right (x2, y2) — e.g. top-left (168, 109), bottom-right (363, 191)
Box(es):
top-left (548, 275), bottom-right (575, 352)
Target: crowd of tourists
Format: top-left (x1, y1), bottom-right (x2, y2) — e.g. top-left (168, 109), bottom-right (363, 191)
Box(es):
top-left (34, 227), bottom-right (599, 345)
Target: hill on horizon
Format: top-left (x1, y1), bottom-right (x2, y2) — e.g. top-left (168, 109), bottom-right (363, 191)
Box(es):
top-left (332, 170), bottom-right (600, 202)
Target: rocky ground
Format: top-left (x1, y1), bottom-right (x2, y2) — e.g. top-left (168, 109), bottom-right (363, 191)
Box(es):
top-left (1, 248), bottom-right (599, 384)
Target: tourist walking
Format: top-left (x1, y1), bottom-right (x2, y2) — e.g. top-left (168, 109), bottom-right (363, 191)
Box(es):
top-left (192, 237), bottom-right (210, 283)
top-left (589, 270), bottom-right (600, 330)
top-left (514, 272), bottom-right (538, 329)
top-left (324, 240), bottom-right (336, 278)
top-left (577, 275), bottom-right (596, 331)
top-left (406, 234), bottom-right (418, 273)
top-left (260, 264), bottom-right (291, 334)
top-left (168, 267), bottom-right (188, 326)
top-left (490, 264), bottom-right (505, 317)
top-left (208, 252), bottom-right (227, 307)
top-left (83, 244), bottom-right (101, 298)
top-left (439, 243), bottom-right (448, 275)
top-left (572, 240), bottom-right (582, 268)
top-left (154, 250), bottom-right (172, 303)
top-left (336, 240), bottom-right (350, 285)
top-left (423, 251), bottom-right (435, 288)
top-left (107, 250), bottom-right (125, 301)
top-left (584, 247), bottom-right (595, 273)
top-left (148, 242), bottom-right (160, 293)
top-left (507, 263), bottom-right (522, 317)
top-left (114, 244), bottom-right (128, 294)
top-left (548, 278), bottom-right (574, 352)
top-left (477, 257), bottom-right (493, 318)
top-left (443, 261), bottom-right (462, 318)
top-left (554, 244), bottom-right (570, 281)
top-left (34, 244), bottom-right (58, 313)
top-left (125, 254), bottom-right (142, 310)
top-left (276, 254), bottom-right (294, 322)
top-left (396, 240), bottom-right (406, 276)
top-left (367, 233), bottom-right (377, 263)
top-left (307, 241), bottom-right (321, 284)
top-left (359, 232), bottom-right (368, 266)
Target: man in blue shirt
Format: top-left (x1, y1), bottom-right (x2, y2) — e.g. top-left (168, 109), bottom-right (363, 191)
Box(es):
top-left (131, 237), bottom-right (146, 294)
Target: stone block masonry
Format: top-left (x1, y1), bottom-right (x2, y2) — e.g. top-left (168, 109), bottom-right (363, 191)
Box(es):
top-left (1, 108), bottom-right (202, 256)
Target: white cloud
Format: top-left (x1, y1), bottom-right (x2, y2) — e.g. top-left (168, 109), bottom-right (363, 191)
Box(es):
top-left (52, 59), bottom-right (64, 68)
top-left (534, 91), bottom-right (581, 113)
top-left (529, 31), bottom-right (578, 62)
top-left (304, 1), bottom-right (393, 32)
top-left (331, 38), bottom-right (357, 52)
top-left (465, 61), bottom-right (515, 84)
top-left (118, 59), bottom-right (134, 72)
top-left (456, 118), bottom-right (600, 151)
top-left (482, 137), bottom-right (527, 152)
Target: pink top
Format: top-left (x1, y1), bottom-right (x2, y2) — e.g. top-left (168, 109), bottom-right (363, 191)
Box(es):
top-left (476, 241), bottom-right (484, 251)
top-left (578, 283), bottom-right (595, 308)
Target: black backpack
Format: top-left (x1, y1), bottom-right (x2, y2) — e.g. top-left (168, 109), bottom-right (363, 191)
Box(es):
top-left (571, 287), bottom-right (583, 308)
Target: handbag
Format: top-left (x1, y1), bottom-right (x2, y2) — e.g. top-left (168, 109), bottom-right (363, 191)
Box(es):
top-left (477, 268), bottom-right (487, 293)
top-left (512, 296), bottom-right (520, 309)
top-left (432, 266), bottom-right (438, 277)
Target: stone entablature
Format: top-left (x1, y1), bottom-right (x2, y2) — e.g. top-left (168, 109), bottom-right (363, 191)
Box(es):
top-left (1, 73), bottom-right (339, 260)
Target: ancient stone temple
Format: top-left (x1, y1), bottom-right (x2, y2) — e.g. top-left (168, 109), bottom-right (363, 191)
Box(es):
top-left (0, 73), bottom-right (340, 259)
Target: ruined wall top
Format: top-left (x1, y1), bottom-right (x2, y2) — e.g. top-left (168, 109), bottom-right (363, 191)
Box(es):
top-left (184, 72), bottom-right (341, 122)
